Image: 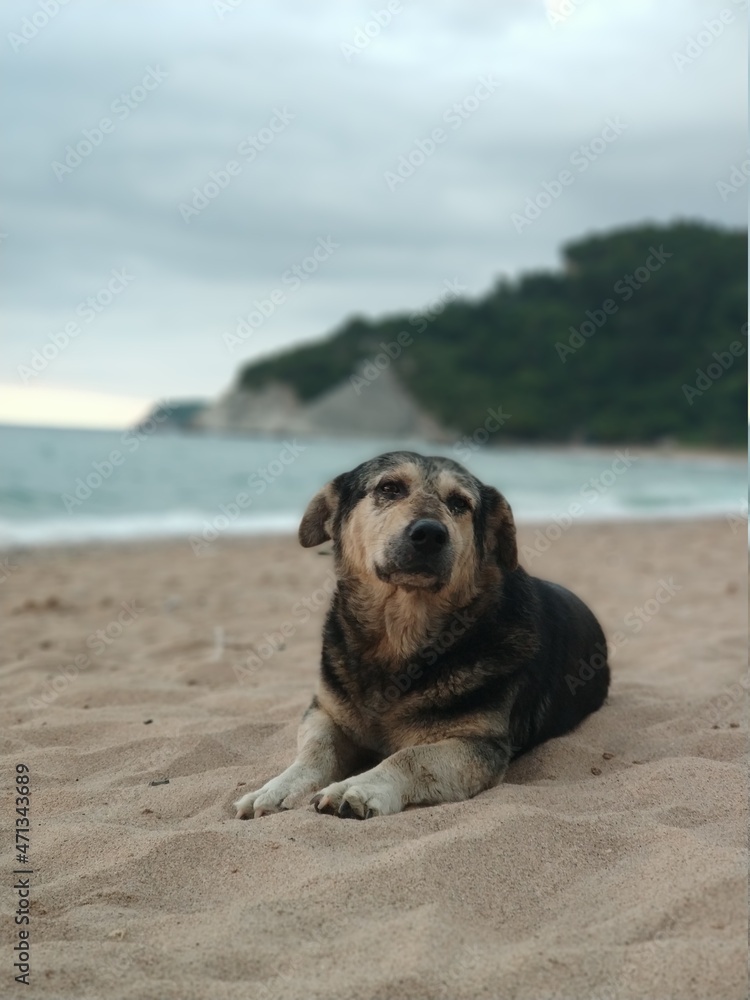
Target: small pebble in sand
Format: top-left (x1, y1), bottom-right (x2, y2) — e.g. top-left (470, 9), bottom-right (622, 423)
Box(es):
top-left (602, 752), bottom-right (614, 760)
top-left (148, 778), bottom-right (170, 786)
top-left (591, 767), bottom-right (602, 775)
top-left (143, 719), bottom-right (153, 724)
top-left (729, 722), bottom-right (739, 728)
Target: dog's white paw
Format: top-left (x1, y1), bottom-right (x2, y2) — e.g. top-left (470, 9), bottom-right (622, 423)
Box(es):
top-left (234, 765), bottom-right (322, 819)
top-left (311, 772), bottom-right (402, 819)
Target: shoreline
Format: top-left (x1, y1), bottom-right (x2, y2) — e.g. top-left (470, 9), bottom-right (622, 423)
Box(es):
top-left (2, 421), bottom-right (746, 462)
top-left (0, 510), bottom-right (748, 560)
top-left (0, 509), bottom-right (744, 555)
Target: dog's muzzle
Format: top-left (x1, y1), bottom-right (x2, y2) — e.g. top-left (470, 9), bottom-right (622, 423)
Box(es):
top-left (408, 518), bottom-right (448, 555)
top-left (376, 518), bottom-right (452, 588)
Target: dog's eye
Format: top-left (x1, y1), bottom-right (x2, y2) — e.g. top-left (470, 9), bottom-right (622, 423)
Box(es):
top-left (447, 493), bottom-right (471, 515)
top-left (376, 479), bottom-right (405, 498)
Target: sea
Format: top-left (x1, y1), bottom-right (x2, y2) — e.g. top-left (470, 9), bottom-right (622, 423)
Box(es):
top-left (0, 425), bottom-right (745, 549)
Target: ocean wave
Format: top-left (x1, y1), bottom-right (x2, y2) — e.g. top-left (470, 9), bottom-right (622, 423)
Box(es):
top-left (0, 511), bottom-right (302, 548)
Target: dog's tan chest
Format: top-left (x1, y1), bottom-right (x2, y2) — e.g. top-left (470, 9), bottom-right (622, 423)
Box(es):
top-left (317, 683), bottom-right (405, 756)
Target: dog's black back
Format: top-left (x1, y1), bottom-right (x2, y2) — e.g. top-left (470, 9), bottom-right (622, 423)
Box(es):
top-left (503, 571), bottom-right (609, 755)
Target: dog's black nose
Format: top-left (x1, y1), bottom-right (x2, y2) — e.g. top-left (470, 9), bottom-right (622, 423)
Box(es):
top-left (409, 519), bottom-right (448, 552)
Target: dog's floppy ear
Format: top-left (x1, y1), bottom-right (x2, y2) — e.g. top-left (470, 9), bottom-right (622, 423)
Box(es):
top-left (481, 486), bottom-right (518, 572)
top-left (298, 483), bottom-right (338, 548)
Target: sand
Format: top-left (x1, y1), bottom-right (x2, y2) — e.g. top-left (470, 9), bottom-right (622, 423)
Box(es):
top-left (1, 519), bottom-right (746, 1000)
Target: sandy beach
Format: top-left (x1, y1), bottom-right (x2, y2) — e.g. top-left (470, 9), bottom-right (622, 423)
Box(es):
top-left (1, 518), bottom-right (746, 1000)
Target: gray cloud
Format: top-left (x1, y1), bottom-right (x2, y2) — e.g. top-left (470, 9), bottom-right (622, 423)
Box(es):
top-left (1, 0), bottom-right (745, 400)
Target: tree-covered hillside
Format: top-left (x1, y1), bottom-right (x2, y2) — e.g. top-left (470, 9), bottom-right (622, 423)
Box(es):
top-left (238, 222), bottom-right (747, 446)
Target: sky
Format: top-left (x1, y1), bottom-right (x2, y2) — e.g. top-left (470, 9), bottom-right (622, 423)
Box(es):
top-left (0, 0), bottom-right (746, 428)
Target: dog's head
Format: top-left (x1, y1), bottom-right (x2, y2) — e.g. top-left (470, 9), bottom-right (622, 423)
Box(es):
top-left (299, 452), bottom-right (517, 596)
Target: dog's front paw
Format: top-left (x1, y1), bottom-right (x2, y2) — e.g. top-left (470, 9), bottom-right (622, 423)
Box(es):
top-left (234, 765), bottom-right (322, 819)
top-left (234, 786), bottom-right (285, 819)
top-left (311, 772), bottom-right (402, 819)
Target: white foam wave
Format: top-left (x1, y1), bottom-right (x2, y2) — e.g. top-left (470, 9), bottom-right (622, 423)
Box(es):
top-left (0, 511), bottom-right (301, 548)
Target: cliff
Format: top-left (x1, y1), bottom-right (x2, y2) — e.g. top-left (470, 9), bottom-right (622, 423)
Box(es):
top-left (192, 366), bottom-right (449, 440)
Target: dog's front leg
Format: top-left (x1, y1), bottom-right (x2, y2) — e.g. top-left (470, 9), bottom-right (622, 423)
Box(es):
top-left (312, 735), bottom-right (511, 819)
top-left (234, 700), bottom-right (363, 818)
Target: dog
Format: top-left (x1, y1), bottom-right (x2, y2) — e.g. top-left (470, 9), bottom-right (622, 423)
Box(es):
top-left (235, 451), bottom-right (609, 820)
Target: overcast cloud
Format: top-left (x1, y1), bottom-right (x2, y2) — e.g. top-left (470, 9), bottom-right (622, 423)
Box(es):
top-left (1, 0), bottom-right (746, 411)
